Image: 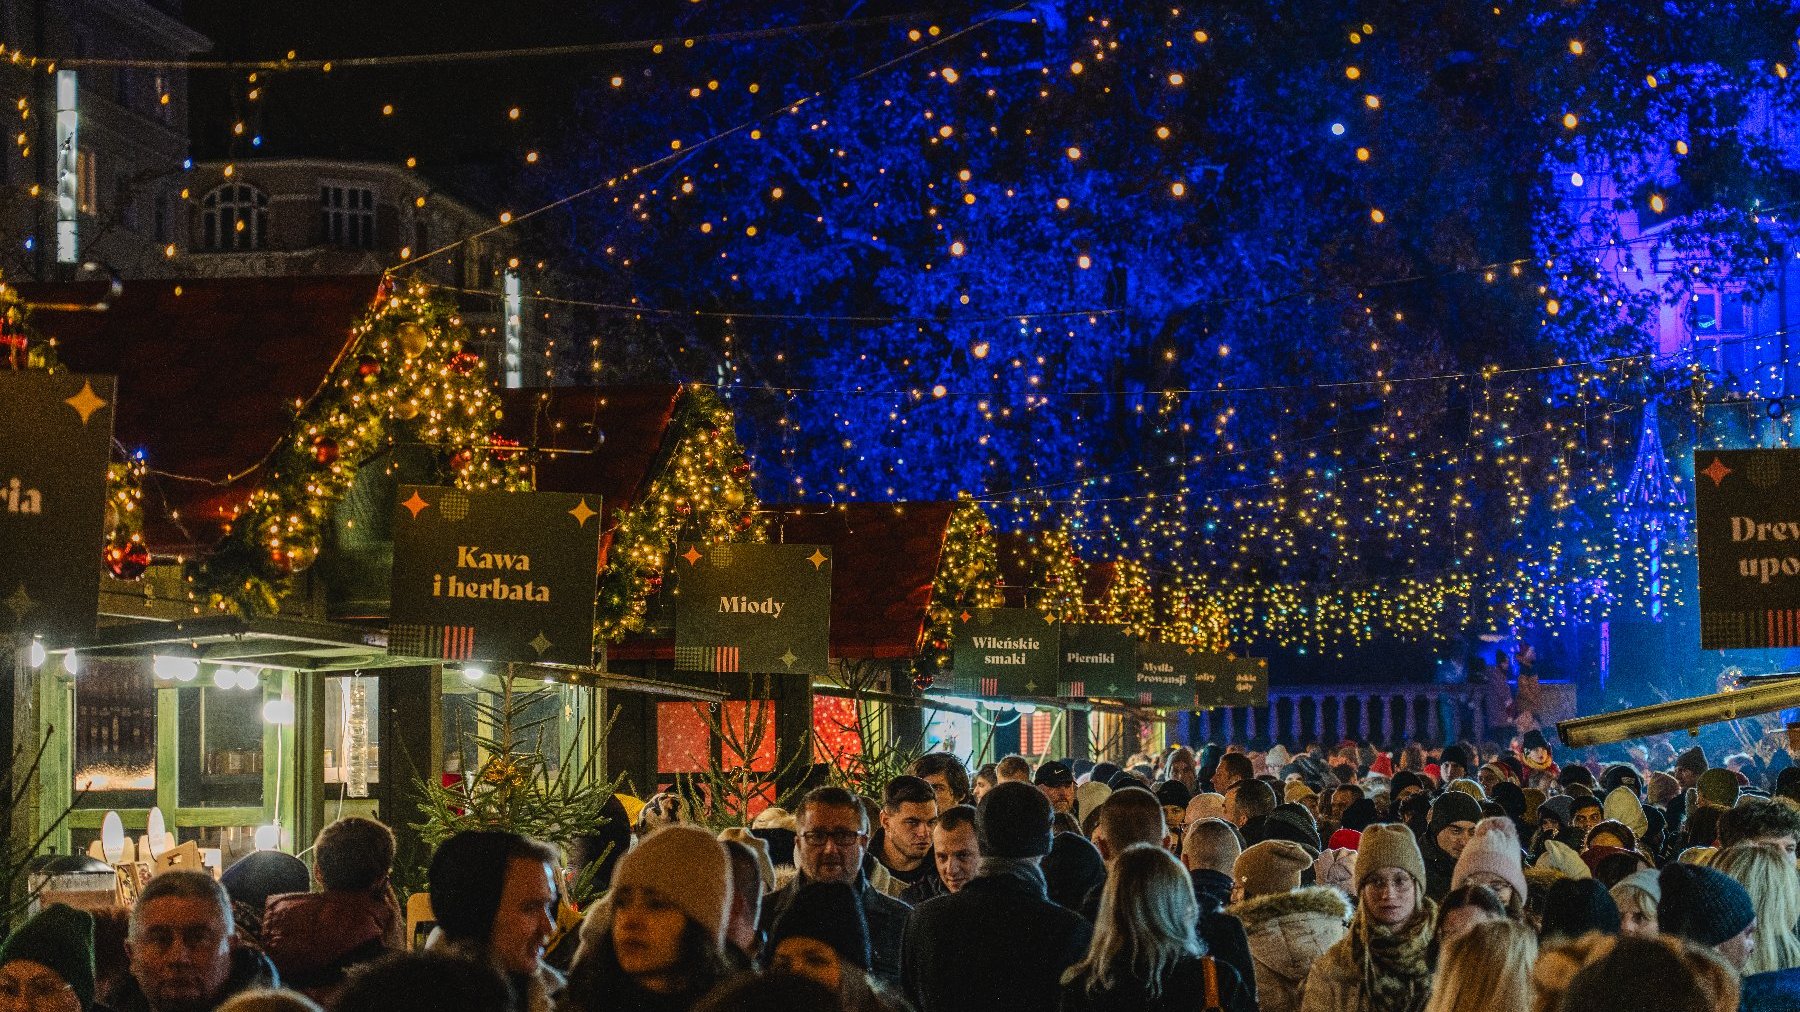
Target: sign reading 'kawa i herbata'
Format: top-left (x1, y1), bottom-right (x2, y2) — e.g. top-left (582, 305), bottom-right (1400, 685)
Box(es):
top-left (949, 608), bottom-right (1061, 698)
top-left (388, 486), bottom-right (602, 666)
top-left (0, 371), bottom-right (115, 645)
top-left (1134, 641), bottom-right (1198, 708)
top-left (672, 542), bottom-right (832, 675)
top-left (1694, 449), bottom-right (1800, 649)
top-left (1058, 624), bottom-right (1137, 699)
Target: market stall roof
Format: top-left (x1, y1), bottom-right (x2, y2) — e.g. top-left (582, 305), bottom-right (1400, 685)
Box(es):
top-left (18, 275), bottom-right (385, 553)
top-left (609, 501), bottom-right (961, 663)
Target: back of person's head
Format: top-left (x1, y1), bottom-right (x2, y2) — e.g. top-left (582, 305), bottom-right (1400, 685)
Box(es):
top-left (1717, 798), bottom-right (1800, 850)
top-left (1425, 918), bottom-right (1536, 1012)
top-left (1068, 844), bottom-right (1198, 997)
top-left (216, 990), bottom-right (324, 1012)
top-left (911, 752), bottom-right (971, 801)
top-left (973, 762), bottom-right (999, 788)
top-left (1549, 935), bottom-right (1738, 1012)
top-left (338, 953), bottom-right (514, 1012)
top-left (1230, 779), bottom-right (1277, 821)
top-left (132, 870), bottom-right (232, 937)
top-left (996, 754), bottom-right (1033, 781)
top-left (315, 816), bottom-right (396, 893)
top-left (767, 880), bottom-right (871, 972)
top-left (1181, 818), bottom-right (1241, 875)
top-left (692, 972), bottom-right (841, 1012)
top-left (977, 781), bottom-right (1053, 860)
top-left (1096, 787), bottom-right (1166, 854)
top-left (1216, 752), bottom-right (1254, 785)
top-left (427, 831), bottom-right (558, 943)
top-left (1538, 878), bottom-right (1620, 945)
top-left (882, 775), bottom-right (937, 812)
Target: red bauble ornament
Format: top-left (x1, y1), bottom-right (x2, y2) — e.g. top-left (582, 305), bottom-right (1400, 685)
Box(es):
top-left (103, 539), bottom-right (151, 580)
top-left (356, 355), bottom-right (382, 381)
top-left (450, 352), bottom-right (482, 375)
top-left (312, 436), bottom-right (340, 465)
top-left (450, 449), bottom-right (472, 472)
top-left (268, 549), bottom-right (294, 576)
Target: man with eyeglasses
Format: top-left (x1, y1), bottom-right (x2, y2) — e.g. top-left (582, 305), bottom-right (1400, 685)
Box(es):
top-left (115, 870), bottom-right (276, 1012)
top-left (758, 785), bottom-right (912, 989)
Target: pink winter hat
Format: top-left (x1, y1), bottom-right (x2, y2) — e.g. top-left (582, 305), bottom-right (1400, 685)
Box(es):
top-left (1452, 816), bottom-right (1527, 900)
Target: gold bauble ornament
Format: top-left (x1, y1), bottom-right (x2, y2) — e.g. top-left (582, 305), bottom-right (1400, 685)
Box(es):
top-left (394, 401), bottom-right (421, 421)
top-left (397, 321), bottom-right (430, 357)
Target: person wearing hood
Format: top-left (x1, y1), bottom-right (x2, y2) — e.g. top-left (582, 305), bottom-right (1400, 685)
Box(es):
top-left (900, 782), bottom-right (1091, 1012)
top-left (1421, 791), bottom-right (1482, 901)
top-left (1075, 781), bottom-right (1113, 828)
top-left (1298, 824), bottom-right (1436, 1012)
top-left (0, 904), bottom-right (99, 1012)
top-left (426, 830), bottom-right (564, 1012)
top-left (767, 881), bottom-right (905, 1012)
top-left (1166, 747), bottom-right (1200, 796)
top-left (115, 871), bottom-right (279, 1012)
top-left (1450, 817), bottom-right (1527, 919)
top-left (1227, 841), bottom-right (1348, 1012)
top-left (565, 825), bottom-right (732, 1012)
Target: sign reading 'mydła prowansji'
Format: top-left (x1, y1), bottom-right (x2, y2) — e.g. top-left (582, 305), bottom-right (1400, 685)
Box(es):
top-left (1134, 642), bottom-right (1198, 708)
top-left (0, 371), bottom-right (114, 645)
top-left (1059, 624), bottom-right (1136, 699)
top-left (949, 608), bottom-right (1061, 698)
top-left (672, 542), bottom-right (832, 675)
top-left (388, 486), bottom-right (602, 666)
top-left (1694, 449), bottom-right (1800, 649)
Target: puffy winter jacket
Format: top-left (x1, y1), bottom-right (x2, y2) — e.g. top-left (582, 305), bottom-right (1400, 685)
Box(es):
top-left (1227, 887), bottom-right (1351, 1012)
top-left (260, 889), bottom-right (398, 1002)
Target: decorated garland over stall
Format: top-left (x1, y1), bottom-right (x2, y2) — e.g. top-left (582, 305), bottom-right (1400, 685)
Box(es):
top-left (191, 278), bottom-right (527, 615)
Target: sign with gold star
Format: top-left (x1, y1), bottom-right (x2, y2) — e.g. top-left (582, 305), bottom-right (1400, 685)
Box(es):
top-left (1695, 449), bottom-right (1800, 649)
top-left (388, 485), bottom-right (601, 666)
top-left (1194, 653), bottom-right (1269, 708)
top-left (1058, 624), bottom-right (1136, 699)
top-left (948, 608), bottom-right (1061, 699)
top-left (0, 371), bottom-right (114, 645)
top-left (672, 542), bottom-right (832, 675)
top-left (1133, 641), bottom-right (1199, 708)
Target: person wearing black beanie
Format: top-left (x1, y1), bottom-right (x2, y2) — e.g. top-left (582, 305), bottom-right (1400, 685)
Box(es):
top-left (1660, 862), bottom-right (1758, 970)
top-left (1263, 803), bottom-right (1321, 853)
top-left (768, 880), bottom-right (872, 976)
top-left (1539, 877), bottom-right (1621, 944)
top-left (1040, 831), bottom-right (1107, 913)
top-left (900, 782), bottom-right (1092, 1012)
top-left (1422, 791), bottom-right (1483, 900)
top-left (1338, 797), bottom-right (1378, 834)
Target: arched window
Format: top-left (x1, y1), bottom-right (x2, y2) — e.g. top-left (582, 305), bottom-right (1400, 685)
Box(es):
top-left (201, 183), bottom-right (267, 251)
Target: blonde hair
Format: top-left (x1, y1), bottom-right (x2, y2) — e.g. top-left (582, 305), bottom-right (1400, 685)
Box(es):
top-left (1712, 843), bottom-right (1800, 974)
top-left (1425, 919), bottom-right (1536, 1012)
top-left (1533, 934), bottom-right (1738, 1012)
top-left (1062, 843), bottom-right (1199, 998)
top-left (216, 991), bottom-right (324, 1012)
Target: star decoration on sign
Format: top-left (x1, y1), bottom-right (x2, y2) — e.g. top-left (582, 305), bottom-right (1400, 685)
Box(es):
top-left (1702, 457), bottom-right (1733, 487)
top-left (402, 491), bottom-right (430, 519)
top-left (681, 546), bottom-right (704, 567)
top-left (1025, 680), bottom-right (1038, 693)
top-left (530, 631), bottom-right (553, 655)
top-left (959, 610), bottom-right (972, 623)
top-left (807, 549), bottom-right (829, 570)
top-left (64, 381), bottom-right (107, 425)
top-left (781, 648), bottom-right (798, 668)
top-left (568, 498), bottom-right (597, 527)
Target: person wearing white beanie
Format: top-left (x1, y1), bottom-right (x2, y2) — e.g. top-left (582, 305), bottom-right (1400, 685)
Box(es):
top-left (1266, 744), bottom-right (1293, 770)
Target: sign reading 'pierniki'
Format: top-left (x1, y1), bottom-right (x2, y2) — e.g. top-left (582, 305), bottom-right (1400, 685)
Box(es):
top-left (672, 542), bottom-right (832, 675)
top-left (1058, 624), bottom-right (1137, 699)
top-left (0, 371), bottom-right (115, 645)
top-left (1695, 449), bottom-right (1800, 649)
top-left (388, 486), bottom-right (602, 666)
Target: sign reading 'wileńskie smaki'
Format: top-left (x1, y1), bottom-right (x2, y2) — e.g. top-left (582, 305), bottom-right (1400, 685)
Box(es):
top-left (1694, 449), bottom-right (1800, 649)
top-left (387, 486), bottom-right (602, 666)
top-left (949, 608), bottom-right (1061, 698)
top-left (0, 371), bottom-right (114, 645)
top-left (672, 542), bottom-right (832, 675)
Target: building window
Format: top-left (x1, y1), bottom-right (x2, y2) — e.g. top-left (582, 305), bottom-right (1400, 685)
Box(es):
top-left (75, 148), bottom-right (96, 215)
top-left (1690, 290), bottom-right (1747, 335)
top-left (320, 184), bottom-right (375, 248)
top-left (115, 177), bottom-right (137, 231)
top-left (201, 183), bottom-right (268, 250)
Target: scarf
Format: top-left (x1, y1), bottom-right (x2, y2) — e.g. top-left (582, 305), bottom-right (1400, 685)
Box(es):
top-left (1348, 898), bottom-right (1436, 1012)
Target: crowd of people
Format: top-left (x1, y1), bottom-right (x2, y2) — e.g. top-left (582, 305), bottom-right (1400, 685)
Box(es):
top-left (10, 731), bottom-right (1800, 1012)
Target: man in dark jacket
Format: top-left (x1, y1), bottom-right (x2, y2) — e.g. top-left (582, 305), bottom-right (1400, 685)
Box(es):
top-left (902, 781), bottom-right (1092, 1012)
top-left (1422, 790), bottom-right (1482, 900)
top-left (116, 871), bottom-right (279, 1012)
top-left (760, 786), bottom-right (911, 989)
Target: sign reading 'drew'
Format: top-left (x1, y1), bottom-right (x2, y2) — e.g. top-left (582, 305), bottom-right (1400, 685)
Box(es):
top-left (388, 486), bottom-right (602, 666)
top-left (0, 371), bottom-right (114, 645)
top-left (672, 542), bottom-right (832, 675)
top-left (1134, 641), bottom-right (1198, 708)
top-left (1058, 624), bottom-right (1137, 699)
top-left (949, 608), bottom-right (1061, 698)
top-left (1694, 449), bottom-right (1800, 649)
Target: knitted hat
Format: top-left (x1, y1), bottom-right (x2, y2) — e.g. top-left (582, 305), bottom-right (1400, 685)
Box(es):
top-left (1534, 839), bottom-right (1591, 880)
top-left (1041, 831), bottom-right (1106, 912)
top-left (1646, 771), bottom-right (1681, 806)
top-left (1698, 768), bottom-right (1739, 808)
top-left (767, 881), bottom-right (870, 971)
top-left (1154, 780), bottom-right (1192, 812)
top-left (1264, 803), bottom-right (1321, 852)
top-left (429, 831), bottom-right (528, 943)
top-left (1390, 771), bottom-right (1425, 796)
top-left (977, 781), bottom-right (1053, 859)
top-left (1284, 781), bottom-right (1318, 806)
top-left (1076, 780), bottom-right (1113, 823)
top-left (1676, 747), bottom-right (1708, 776)
top-left (1660, 863), bottom-right (1755, 947)
top-left (1266, 744), bottom-right (1293, 769)
top-left (1234, 840), bottom-right (1314, 898)
top-left (1602, 787), bottom-right (1648, 838)
top-left (1187, 792), bottom-right (1225, 825)
top-left (1328, 828), bottom-right (1362, 851)
top-left (1559, 764), bottom-right (1597, 789)
top-left (1613, 868), bottom-right (1662, 906)
top-left (0, 904), bottom-right (94, 1011)
top-left (1316, 848), bottom-right (1357, 896)
top-left (1071, 758), bottom-right (1096, 781)
top-left (1035, 761), bottom-right (1075, 789)
top-left (612, 824), bottom-right (732, 945)
top-left (1429, 790), bottom-right (1484, 837)
top-left (1540, 877), bottom-right (1621, 943)
top-left (1089, 762), bottom-right (1121, 787)
top-left (1523, 729), bottom-right (1550, 753)
top-left (1490, 781), bottom-right (1527, 821)
top-left (1600, 764), bottom-right (1644, 796)
top-left (1441, 744), bottom-right (1475, 773)
top-left (1369, 753), bottom-right (1394, 778)
top-left (1354, 823), bottom-right (1427, 892)
top-left (1448, 778), bottom-right (1488, 802)
top-left (1452, 816), bottom-right (1527, 900)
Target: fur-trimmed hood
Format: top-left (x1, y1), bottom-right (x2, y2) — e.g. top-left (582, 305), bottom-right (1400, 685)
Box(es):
top-left (1231, 886), bottom-right (1353, 1010)
top-left (1228, 885), bottom-right (1352, 931)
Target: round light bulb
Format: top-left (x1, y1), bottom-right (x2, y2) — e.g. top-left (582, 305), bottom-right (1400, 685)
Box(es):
top-left (262, 699), bottom-right (295, 725)
top-left (212, 667), bottom-right (234, 690)
top-left (27, 640), bottom-right (45, 669)
top-left (462, 666), bottom-right (486, 683)
top-left (254, 824), bottom-right (281, 851)
top-left (61, 651), bottom-right (79, 676)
